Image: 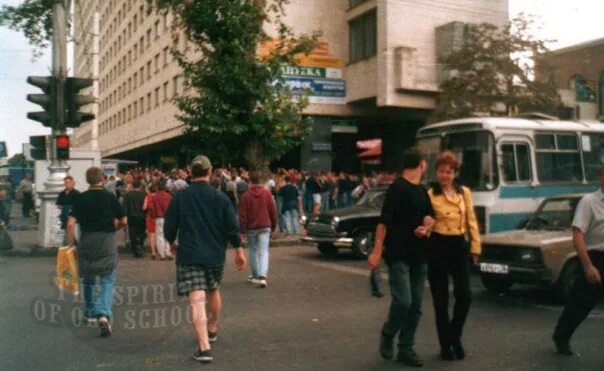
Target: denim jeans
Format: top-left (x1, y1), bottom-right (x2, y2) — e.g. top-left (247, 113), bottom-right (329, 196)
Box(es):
top-left (283, 209), bottom-right (300, 235)
top-left (83, 270), bottom-right (117, 320)
top-left (382, 260), bottom-right (428, 350)
top-left (247, 228), bottom-right (271, 279)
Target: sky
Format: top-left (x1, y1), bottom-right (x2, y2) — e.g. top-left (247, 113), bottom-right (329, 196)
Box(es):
top-left (1, 0), bottom-right (604, 157)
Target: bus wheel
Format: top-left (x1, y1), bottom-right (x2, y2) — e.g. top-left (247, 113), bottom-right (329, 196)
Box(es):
top-left (480, 273), bottom-right (512, 293)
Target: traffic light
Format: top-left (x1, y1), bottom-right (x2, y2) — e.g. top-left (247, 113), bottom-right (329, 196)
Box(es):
top-left (29, 135), bottom-right (47, 160)
top-left (64, 77), bottom-right (95, 128)
top-left (26, 76), bottom-right (56, 128)
top-left (55, 135), bottom-right (70, 160)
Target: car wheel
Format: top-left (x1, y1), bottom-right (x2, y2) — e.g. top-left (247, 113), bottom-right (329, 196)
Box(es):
top-left (318, 243), bottom-right (338, 258)
top-left (352, 231), bottom-right (374, 259)
top-left (480, 273), bottom-right (512, 293)
top-left (557, 259), bottom-right (579, 304)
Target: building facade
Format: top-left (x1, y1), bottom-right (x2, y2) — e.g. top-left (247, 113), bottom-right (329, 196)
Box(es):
top-left (537, 38), bottom-right (604, 122)
top-left (74, 0), bottom-right (508, 171)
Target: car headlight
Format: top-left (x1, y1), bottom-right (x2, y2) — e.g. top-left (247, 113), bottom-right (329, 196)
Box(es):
top-left (299, 214), bottom-right (308, 225)
top-left (332, 216), bottom-right (340, 226)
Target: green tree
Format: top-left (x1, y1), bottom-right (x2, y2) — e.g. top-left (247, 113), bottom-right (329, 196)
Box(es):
top-left (434, 15), bottom-right (560, 121)
top-left (7, 153), bottom-right (29, 168)
top-left (151, 0), bottom-right (319, 169)
top-left (0, 0), bottom-right (54, 59)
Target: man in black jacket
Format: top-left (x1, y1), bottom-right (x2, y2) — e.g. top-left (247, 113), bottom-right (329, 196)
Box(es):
top-left (164, 155), bottom-right (246, 364)
top-left (123, 178), bottom-right (147, 257)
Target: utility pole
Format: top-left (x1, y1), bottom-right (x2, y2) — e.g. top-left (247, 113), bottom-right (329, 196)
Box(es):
top-left (38, 0), bottom-right (70, 248)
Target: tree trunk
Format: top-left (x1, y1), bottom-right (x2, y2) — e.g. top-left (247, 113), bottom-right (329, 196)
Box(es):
top-left (245, 139), bottom-right (269, 171)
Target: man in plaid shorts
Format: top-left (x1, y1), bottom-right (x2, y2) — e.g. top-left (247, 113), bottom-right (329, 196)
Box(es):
top-left (164, 155), bottom-right (247, 363)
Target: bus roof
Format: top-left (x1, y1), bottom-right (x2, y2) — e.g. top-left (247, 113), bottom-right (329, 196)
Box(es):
top-left (418, 117), bottom-right (604, 136)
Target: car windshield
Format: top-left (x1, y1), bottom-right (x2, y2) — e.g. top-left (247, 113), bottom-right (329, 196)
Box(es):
top-left (526, 197), bottom-right (581, 231)
top-left (356, 190), bottom-right (386, 209)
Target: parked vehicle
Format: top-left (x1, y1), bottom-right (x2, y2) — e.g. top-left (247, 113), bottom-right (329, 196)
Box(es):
top-left (301, 187), bottom-right (386, 258)
top-left (478, 193), bottom-right (584, 302)
top-left (416, 116), bottom-right (604, 234)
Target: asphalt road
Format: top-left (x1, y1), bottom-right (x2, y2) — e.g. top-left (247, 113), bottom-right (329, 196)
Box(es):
top-left (0, 244), bottom-right (603, 371)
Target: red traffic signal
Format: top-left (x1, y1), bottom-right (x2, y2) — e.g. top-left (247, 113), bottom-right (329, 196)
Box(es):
top-left (56, 135), bottom-right (70, 160)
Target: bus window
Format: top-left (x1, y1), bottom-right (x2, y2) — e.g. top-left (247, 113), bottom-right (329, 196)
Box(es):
top-left (502, 143), bottom-right (531, 183)
top-left (417, 136), bottom-right (441, 184)
top-left (581, 133), bottom-right (604, 182)
top-left (442, 131), bottom-right (498, 191)
top-left (535, 133), bottom-right (582, 182)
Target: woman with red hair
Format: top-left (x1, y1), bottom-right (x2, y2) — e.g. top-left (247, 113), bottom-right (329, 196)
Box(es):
top-left (427, 151), bottom-right (481, 361)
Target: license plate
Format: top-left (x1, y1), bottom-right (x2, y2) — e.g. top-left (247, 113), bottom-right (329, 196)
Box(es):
top-left (480, 263), bottom-right (509, 274)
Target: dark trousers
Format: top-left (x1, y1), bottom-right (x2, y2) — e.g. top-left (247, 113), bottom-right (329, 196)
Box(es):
top-left (22, 192), bottom-right (32, 217)
top-left (128, 216), bottom-right (146, 257)
top-left (554, 251), bottom-right (604, 342)
top-left (427, 233), bottom-right (472, 349)
top-left (382, 260), bottom-right (428, 350)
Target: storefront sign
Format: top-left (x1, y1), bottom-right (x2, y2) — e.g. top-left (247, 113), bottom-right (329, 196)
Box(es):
top-left (284, 77), bottom-right (346, 104)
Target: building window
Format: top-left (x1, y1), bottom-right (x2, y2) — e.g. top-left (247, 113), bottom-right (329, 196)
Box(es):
top-left (133, 72), bottom-right (138, 89)
top-left (139, 36), bottom-right (144, 53)
top-left (154, 20), bottom-right (160, 40)
top-left (154, 87), bottom-right (160, 107)
top-left (163, 81), bottom-right (169, 102)
top-left (172, 75), bottom-right (179, 97)
top-left (163, 47), bottom-right (169, 67)
top-left (146, 29), bottom-right (151, 48)
top-left (133, 14), bottom-right (138, 32)
top-left (146, 61), bottom-right (151, 80)
top-left (133, 101), bottom-right (137, 118)
top-left (348, 9), bottom-right (377, 64)
top-left (139, 67), bottom-right (144, 85)
top-left (154, 54), bottom-right (160, 73)
top-left (147, 93), bottom-right (152, 111)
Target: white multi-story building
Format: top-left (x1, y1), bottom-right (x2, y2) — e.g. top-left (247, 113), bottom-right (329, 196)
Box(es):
top-left (73, 0), bottom-right (508, 171)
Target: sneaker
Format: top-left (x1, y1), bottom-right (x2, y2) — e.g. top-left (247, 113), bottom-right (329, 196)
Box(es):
top-left (193, 349), bottom-right (213, 363)
top-left (397, 348), bottom-right (423, 367)
top-left (208, 331), bottom-right (218, 343)
top-left (257, 277), bottom-right (267, 288)
top-left (84, 316), bottom-right (98, 325)
top-left (247, 276), bottom-right (257, 284)
top-left (98, 317), bottom-right (112, 337)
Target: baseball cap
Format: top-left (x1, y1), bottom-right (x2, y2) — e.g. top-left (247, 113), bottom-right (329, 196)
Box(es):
top-left (191, 155), bottom-right (212, 171)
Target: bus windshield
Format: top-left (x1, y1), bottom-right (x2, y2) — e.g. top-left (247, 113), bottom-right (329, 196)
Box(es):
top-left (442, 131), bottom-right (498, 191)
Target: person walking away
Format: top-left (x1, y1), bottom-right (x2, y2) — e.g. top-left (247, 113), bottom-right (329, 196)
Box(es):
top-left (426, 151), bottom-right (481, 360)
top-left (17, 174), bottom-right (33, 218)
top-left (239, 170), bottom-right (277, 288)
top-left (143, 183), bottom-right (159, 259)
top-left (367, 147), bottom-right (435, 367)
top-left (66, 167), bottom-right (126, 337)
top-left (553, 167), bottom-right (604, 356)
top-left (164, 155), bottom-right (247, 363)
top-left (56, 176), bottom-right (80, 244)
top-left (149, 181), bottom-right (173, 260)
top-left (123, 178), bottom-right (147, 257)
top-left (277, 176), bottom-right (303, 236)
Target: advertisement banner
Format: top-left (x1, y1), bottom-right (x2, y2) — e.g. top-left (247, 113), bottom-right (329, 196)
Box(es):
top-left (284, 77), bottom-right (346, 104)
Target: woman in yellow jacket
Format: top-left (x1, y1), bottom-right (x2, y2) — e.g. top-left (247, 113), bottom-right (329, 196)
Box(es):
top-left (427, 151), bottom-right (481, 361)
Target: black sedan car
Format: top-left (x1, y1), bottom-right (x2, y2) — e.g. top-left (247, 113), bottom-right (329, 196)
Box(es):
top-left (301, 187), bottom-right (386, 258)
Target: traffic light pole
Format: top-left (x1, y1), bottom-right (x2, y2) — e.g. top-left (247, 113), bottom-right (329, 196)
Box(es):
top-left (39, 0), bottom-right (70, 248)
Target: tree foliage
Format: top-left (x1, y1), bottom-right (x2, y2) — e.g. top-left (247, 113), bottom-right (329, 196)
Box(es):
top-left (150, 0), bottom-right (319, 169)
top-left (7, 153), bottom-right (29, 168)
top-left (434, 14), bottom-right (560, 121)
top-left (0, 0), bottom-right (54, 59)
